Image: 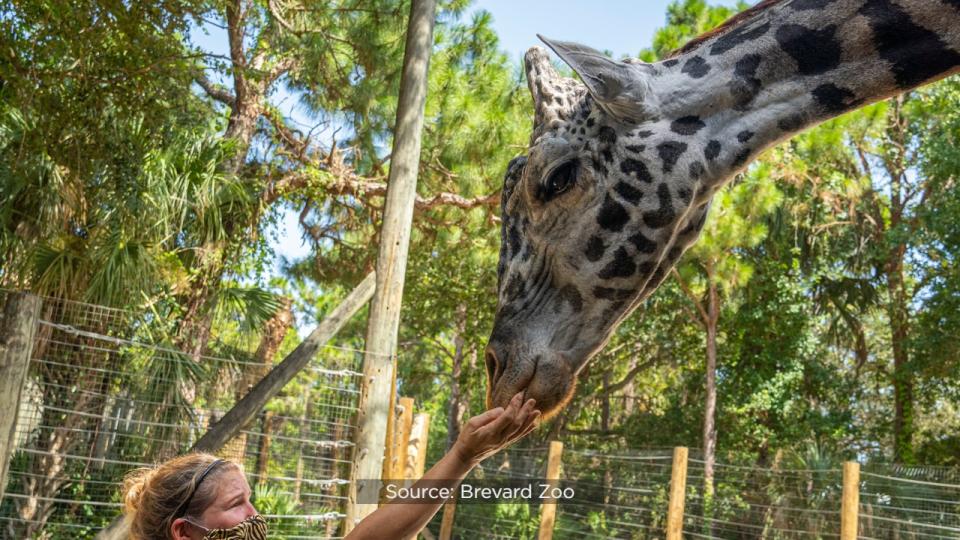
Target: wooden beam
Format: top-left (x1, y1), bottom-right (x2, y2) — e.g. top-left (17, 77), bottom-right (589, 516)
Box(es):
top-left (345, 0), bottom-right (437, 531)
top-left (537, 440), bottom-right (564, 540)
top-left (0, 293), bottom-right (41, 503)
top-left (666, 446), bottom-right (689, 540)
top-left (840, 461), bottom-right (860, 540)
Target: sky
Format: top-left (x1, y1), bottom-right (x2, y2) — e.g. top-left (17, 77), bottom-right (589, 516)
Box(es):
top-left (227, 1), bottom-right (741, 285)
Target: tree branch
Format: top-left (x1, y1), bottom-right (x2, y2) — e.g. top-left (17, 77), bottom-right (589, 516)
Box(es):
top-left (195, 73), bottom-right (236, 106)
top-left (671, 268), bottom-right (708, 324)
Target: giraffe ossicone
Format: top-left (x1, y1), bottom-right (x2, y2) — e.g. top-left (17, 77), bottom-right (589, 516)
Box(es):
top-left (485, 0), bottom-right (960, 419)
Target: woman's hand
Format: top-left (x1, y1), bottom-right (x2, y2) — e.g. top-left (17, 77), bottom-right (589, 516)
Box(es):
top-left (451, 392), bottom-right (541, 466)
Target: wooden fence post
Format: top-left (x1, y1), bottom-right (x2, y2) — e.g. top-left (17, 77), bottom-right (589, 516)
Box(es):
top-left (393, 397), bottom-right (415, 481)
top-left (439, 497), bottom-right (457, 540)
top-left (666, 446), bottom-right (689, 540)
top-left (841, 461), bottom-right (860, 540)
top-left (402, 413), bottom-right (430, 540)
top-left (345, 0), bottom-right (437, 530)
top-left (537, 440), bottom-right (564, 540)
top-left (405, 413), bottom-right (431, 482)
top-left (0, 292), bottom-right (41, 504)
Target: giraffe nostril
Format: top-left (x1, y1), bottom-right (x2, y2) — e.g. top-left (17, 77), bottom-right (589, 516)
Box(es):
top-left (485, 348), bottom-right (501, 387)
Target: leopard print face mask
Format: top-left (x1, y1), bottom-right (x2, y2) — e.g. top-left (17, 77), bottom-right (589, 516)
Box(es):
top-left (188, 514), bottom-right (267, 540)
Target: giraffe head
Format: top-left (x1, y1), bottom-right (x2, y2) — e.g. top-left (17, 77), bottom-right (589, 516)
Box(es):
top-left (486, 37), bottom-right (718, 419)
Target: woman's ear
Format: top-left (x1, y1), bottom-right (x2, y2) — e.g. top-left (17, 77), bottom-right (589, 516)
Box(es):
top-left (170, 518), bottom-right (194, 540)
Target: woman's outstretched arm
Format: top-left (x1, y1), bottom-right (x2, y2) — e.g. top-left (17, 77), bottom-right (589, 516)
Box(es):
top-left (344, 392), bottom-right (540, 539)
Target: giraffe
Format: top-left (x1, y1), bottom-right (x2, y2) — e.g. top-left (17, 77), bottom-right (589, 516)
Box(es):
top-left (485, 0), bottom-right (960, 419)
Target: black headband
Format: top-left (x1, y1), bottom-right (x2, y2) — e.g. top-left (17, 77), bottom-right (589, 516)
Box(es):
top-left (173, 459), bottom-right (224, 519)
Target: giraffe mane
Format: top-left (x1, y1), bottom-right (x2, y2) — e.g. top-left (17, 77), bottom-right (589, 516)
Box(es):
top-left (668, 0), bottom-right (788, 58)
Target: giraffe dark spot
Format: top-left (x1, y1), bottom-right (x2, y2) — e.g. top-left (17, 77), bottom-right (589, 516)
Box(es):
top-left (505, 273), bottom-right (525, 300)
top-left (597, 196), bottom-right (630, 232)
top-left (689, 161), bottom-right (705, 179)
top-left (553, 95), bottom-right (563, 105)
top-left (731, 54), bottom-right (762, 110)
top-left (598, 126), bottom-right (617, 144)
top-left (508, 225), bottom-right (521, 256)
top-left (732, 147), bottom-right (752, 167)
top-left (859, 0), bottom-right (960, 89)
top-left (521, 244), bottom-right (532, 261)
top-left (669, 245), bottom-right (683, 260)
top-left (649, 265), bottom-right (666, 287)
top-left (585, 235), bottom-right (606, 262)
top-left (601, 304), bottom-right (625, 322)
top-left (628, 231), bottom-right (657, 253)
top-left (638, 261), bottom-right (657, 276)
top-left (579, 126), bottom-right (585, 135)
top-left (678, 188), bottom-right (692, 203)
top-left (775, 24), bottom-right (841, 76)
top-left (681, 56), bottom-right (711, 78)
top-left (626, 145), bottom-right (646, 153)
top-left (598, 247), bottom-right (636, 279)
top-left (602, 148), bottom-right (614, 163)
top-left (643, 183), bottom-right (676, 229)
top-left (777, 113), bottom-right (806, 132)
top-left (591, 157), bottom-right (608, 177)
top-left (559, 284), bottom-right (583, 312)
top-left (705, 140), bottom-right (721, 161)
top-left (657, 141), bottom-right (687, 173)
top-left (615, 181), bottom-right (643, 205)
top-left (671, 115), bottom-right (706, 136)
top-left (812, 83), bottom-right (860, 114)
top-left (586, 117), bottom-right (595, 127)
top-left (737, 130), bottom-right (755, 143)
top-left (635, 130), bottom-right (653, 138)
top-left (789, 0), bottom-right (837, 9)
top-left (593, 286), bottom-right (633, 301)
top-left (710, 21), bottom-right (770, 55)
top-left (621, 158), bottom-right (653, 183)
top-left (663, 58), bottom-right (680, 68)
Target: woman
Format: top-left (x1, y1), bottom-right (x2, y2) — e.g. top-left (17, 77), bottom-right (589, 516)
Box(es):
top-left (122, 392), bottom-right (540, 539)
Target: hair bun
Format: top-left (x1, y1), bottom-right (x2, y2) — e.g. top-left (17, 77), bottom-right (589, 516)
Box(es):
top-left (121, 467), bottom-right (156, 515)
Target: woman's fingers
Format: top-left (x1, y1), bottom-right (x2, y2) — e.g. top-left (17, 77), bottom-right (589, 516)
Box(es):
top-left (505, 401), bottom-right (539, 440)
top-left (479, 392), bottom-right (524, 436)
top-left (467, 406), bottom-right (505, 429)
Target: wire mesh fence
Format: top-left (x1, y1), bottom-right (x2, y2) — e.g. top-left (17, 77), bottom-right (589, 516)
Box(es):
top-left (2, 291), bottom-right (958, 539)
top-left (0, 291), bottom-right (365, 539)
top-left (430, 444), bottom-right (958, 539)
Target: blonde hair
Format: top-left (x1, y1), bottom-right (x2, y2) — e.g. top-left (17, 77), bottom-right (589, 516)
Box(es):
top-left (121, 453), bottom-right (241, 540)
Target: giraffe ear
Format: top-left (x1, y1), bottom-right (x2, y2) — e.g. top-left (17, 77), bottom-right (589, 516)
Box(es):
top-left (537, 35), bottom-right (657, 124)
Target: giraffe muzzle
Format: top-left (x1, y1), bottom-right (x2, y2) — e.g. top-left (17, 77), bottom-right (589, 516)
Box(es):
top-left (484, 343), bottom-right (576, 421)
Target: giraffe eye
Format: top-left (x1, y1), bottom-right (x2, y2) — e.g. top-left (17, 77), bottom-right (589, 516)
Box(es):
top-left (540, 160), bottom-right (578, 202)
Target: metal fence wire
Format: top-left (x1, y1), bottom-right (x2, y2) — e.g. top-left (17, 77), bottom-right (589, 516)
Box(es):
top-left (0, 291), bottom-right (363, 539)
top-left (2, 291), bottom-right (959, 540)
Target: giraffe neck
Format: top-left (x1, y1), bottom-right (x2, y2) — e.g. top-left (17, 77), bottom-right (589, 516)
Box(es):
top-left (650, 0), bottom-right (960, 186)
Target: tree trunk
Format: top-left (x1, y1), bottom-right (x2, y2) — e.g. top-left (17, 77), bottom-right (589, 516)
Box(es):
top-left (445, 304), bottom-right (467, 451)
top-left (886, 250), bottom-right (914, 464)
top-left (221, 298), bottom-right (294, 461)
top-left (702, 281), bottom-right (719, 531)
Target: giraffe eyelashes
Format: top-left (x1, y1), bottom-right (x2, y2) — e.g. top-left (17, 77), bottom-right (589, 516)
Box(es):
top-left (538, 160), bottom-right (579, 202)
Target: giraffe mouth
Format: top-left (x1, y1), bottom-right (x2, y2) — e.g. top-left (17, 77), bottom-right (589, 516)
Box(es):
top-left (485, 347), bottom-right (576, 421)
